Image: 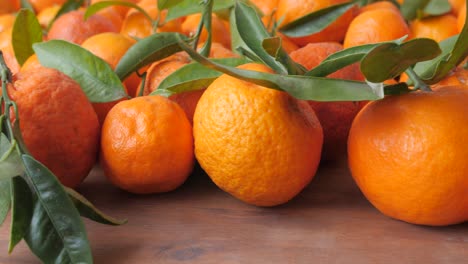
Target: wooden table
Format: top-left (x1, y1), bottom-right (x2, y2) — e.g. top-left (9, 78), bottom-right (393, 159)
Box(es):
top-left (1, 157), bottom-right (467, 263)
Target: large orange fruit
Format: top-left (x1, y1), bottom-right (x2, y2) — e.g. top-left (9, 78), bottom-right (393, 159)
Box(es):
top-left (100, 95), bottom-right (194, 194)
top-left (9, 66), bottom-right (100, 188)
top-left (348, 86), bottom-right (468, 226)
top-left (193, 63), bottom-right (323, 206)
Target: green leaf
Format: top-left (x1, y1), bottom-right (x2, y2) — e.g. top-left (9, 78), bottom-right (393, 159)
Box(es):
top-left (361, 38), bottom-right (441, 83)
top-left (423, 0), bottom-right (451, 16)
top-left (22, 155), bottom-right (92, 264)
top-left (33, 40), bottom-right (127, 103)
top-left (0, 134), bottom-right (24, 181)
top-left (279, 2), bottom-right (355, 38)
top-left (20, 0), bottom-right (35, 12)
top-left (152, 57), bottom-right (250, 96)
top-left (166, 0), bottom-right (235, 21)
top-left (305, 37), bottom-right (406, 77)
top-left (400, 0), bottom-right (430, 20)
top-left (12, 9), bottom-right (43, 66)
top-left (414, 4), bottom-right (468, 84)
top-left (115, 32), bottom-right (188, 81)
top-left (229, 7), bottom-right (261, 61)
top-left (158, 0), bottom-right (184, 10)
top-left (66, 187), bottom-right (126, 226)
top-left (234, 2), bottom-right (285, 74)
top-left (413, 35), bottom-right (456, 82)
top-left (400, 0), bottom-right (451, 20)
top-left (9, 176), bottom-right (33, 253)
top-left (0, 180), bottom-right (11, 227)
top-left (179, 40), bottom-right (384, 101)
top-left (235, 2), bottom-right (304, 75)
top-left (196, 0), bottom-right (214, 57)
top-left (84, 1), bottom-right (153, 23)
top-left (47, 0), bottom-right (84, 30)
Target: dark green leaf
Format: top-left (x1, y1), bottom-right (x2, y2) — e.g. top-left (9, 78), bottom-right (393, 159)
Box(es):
top-left (47, 0), bottom-right (84, 30)
top-left (20, 0), bottom-right (35, 12)
top-left (0, 134), bottom-right (23, 181)
top-left (153, 57), bottom-right (250, 96)
top-left (305, 37), bottom-right (406, 77)
top-left (229, 7), bottom-right (261, 61)
top-left (158, 0), bottom-right (184, 10)
top-left (413, 35), bottom-right (456, 82)
top-left (400, 0), bottom-right (450, 20)
top-left (22, 155), bottom-right (92, 264)
top-left (84, 1), bottom-right (153, 22)
top-left (115, 33), bottom-right (188, 80)
top-left (414, 4), bottom-right (468, 84)
top-left (279, 2), bottom-right (355, 38)
top-left (235, 2), bottom-right (286, 74)
top-left (12, 9), bottom-right (43, 66)
top-left (400, 0), bottom-right (430, 20)
top-left (33, 40), bottom-right (127, 103)
top-left (235, 2), bottom-right (305, 75)
top-left (66, 187), bottom-right (126, 226)
top-left (361, 38), bottom-right (441, 82)
top-left (0, 179), bottom-right (11, 227)
top-left (179, 40), bottom-right (384, 101)
top-left (383, 82), bottom-right (412, 95)
top-left (262, 37), bottom-right (282, 58)
top-left (9, 176), bottom-right (33, 253)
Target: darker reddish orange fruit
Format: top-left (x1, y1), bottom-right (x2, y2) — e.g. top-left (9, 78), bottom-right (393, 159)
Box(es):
top-left (48, 10), bottom-right (118, 44)
top-left (10, 66), bottom-right (100, 188)
top-left (290, 42), bottom-right (365, 160)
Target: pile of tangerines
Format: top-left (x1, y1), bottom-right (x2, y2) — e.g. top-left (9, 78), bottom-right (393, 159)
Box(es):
top-left (1, 0), bottom-right (467, 227)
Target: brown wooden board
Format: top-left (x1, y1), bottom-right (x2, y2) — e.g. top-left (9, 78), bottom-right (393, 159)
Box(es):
top-left (1, 157), bottom-right (467, 263)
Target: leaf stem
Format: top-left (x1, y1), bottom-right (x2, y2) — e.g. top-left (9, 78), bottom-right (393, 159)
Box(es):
top-left (405, 67), bottom-right (432, 92)
top-left (0, 52), bottom-right (16, 140)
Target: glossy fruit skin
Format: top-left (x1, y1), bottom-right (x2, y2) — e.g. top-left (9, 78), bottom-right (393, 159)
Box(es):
top-left (100, 96), bottom-right (194, 194)
top-left (194, 63), bottom-right (323, 207)
top-left (344, 8), bottom-right (409, 48)
top-left (10, 67), bottom-right (100, 188)
top-left (348, 86), bottom-right (468, 226)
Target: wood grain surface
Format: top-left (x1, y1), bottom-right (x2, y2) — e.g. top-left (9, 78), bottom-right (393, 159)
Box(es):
top-left (1, 157), bottom-right (467, 264)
